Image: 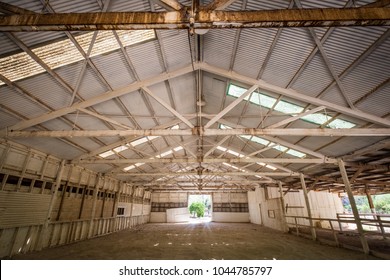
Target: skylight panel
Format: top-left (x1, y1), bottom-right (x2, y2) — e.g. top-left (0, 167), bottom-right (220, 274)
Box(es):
top-left (301, 113), bottom-right (331, 126)
top-left (0, 30), bottom-right (155, 86)
top-left (123, 165), bottom-right (135, 171)
top-left (249, 92), bottom-right (277, 108)
top-left (328, 119), bottom-right (356, 129)
top-left (217, 146), bottom-right (227, 152)
top-left (227, 83), bottom-right (356, 130)
top-left (251, 136), bottom-right (270, 146)
top-left (160, 150), bottom-right (173, 157)
top-left (99, 150), bottom-right (115, 158)
top-left (130, 137), bottom-right (148, 147)
top-left (286, 149), bottom-right (306, 158)
top-left (113, 145), bottom-right (129, 153)
top-left (123, 162), bottom-right (145, 171)
top-left (173, 146), bottom-right (183, 152)
top-left (274, 100), bottom-right (303, 114)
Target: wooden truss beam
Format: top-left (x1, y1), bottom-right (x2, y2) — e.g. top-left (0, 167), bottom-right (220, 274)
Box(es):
top-left (0, 8), bottom-right (389, 31)
top-left (73, 157), bottom-right (337, 165)
top-left (3, 128), bottom-right (390, 138)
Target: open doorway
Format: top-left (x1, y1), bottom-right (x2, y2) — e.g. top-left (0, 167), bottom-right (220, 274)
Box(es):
top-left (188, 194), bottom-right (212, 223)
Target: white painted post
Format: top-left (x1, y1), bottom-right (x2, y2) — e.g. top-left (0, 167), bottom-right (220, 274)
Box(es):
top-left (36, 160), bottom-right (65, 250)
top-left (278, 181), bottom-right (289, 232)
top-left (88, 174), bottom-right (102, 238)
top-left (300, 173), bottom-right (317, 241)
top-left (338, 159), bottom-right (370, 254)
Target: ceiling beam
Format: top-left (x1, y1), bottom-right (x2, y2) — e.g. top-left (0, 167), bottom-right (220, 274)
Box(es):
top-left (7, 64), bottom-right (197, 131)
top-left (3, 128), bottom-right (390, 138)
top-left (114, 171), bottom-right (299, 177)
top-left (200, 63), bottom-right (390, 127)
top-left (0, 8), bottom-right (389, 31)
top-left (74, 157), bottom-right (336, 165)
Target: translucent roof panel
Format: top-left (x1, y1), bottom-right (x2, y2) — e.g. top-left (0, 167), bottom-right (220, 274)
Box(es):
top-left (0, 30), bottom-right (155, 86)
top-left (227, 84), bottom-right (356, 128)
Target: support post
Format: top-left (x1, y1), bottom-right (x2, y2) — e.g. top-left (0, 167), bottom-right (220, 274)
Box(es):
top-left (278, 181), bottom-right (288, 232)
top-left (300, 173), bottom-right (316, 241)
top-left (88, 174), bottom-right (102, 238)
top-left (338, 159), bottom-right (370, 254)
top-left (36, 160), bottom-right (65, 250)
top-left (365, 188), bottom-right (385, 238)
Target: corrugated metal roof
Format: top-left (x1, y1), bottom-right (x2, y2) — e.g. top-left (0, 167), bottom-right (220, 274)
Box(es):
top-left (339, 35), bottom-right (390, 108)
top-left (233, 29), bottom-right (278, 79)
top-left (107, 0), bottom-right (150, 11)
top-left (17, 73), bottom-right (72, 110)
top-left (291, 53), bottom-right (335, 98)
top-left (167, 72), bottom-right (196, 115)
top-left (246, 0), bottom-right (290, 10)
top-left (300, 0), bottom-right (348, 8)
top-left (0, 33), bottom-right (19, 56)
top-left (0, 85), bottom-right (48, 120)
top-left (91, 50), bottom-right (135, 90)
top-left (357, 83), bottom-right (390, 117)
top-left (159, 30), bottom-right (192, 72)
top-left (77, 66), bottom-right (108, 99)
top-left (49, 0), bottom-right (101, 13)
top-left (204, 29), bottom-right (239, 70)
top-left (0, 110), bottom-right (19, 128)
top-left (323, 27), bottom-right (387, 76)
top-left (261, 28), bottom-right (316, 87)
top-left (126, 40), bottom-right (164, 80)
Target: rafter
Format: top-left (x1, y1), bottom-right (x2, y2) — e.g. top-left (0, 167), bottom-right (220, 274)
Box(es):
top-left (74, 157), bottom-right (336, 165)
top-left (3, 128), bottom-right (389, 138)
top-left (113, 171), bottom-right (299, 177)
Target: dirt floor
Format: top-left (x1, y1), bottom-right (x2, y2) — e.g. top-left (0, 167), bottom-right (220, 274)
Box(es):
top-left (10, 222), bottom-right (380, 260)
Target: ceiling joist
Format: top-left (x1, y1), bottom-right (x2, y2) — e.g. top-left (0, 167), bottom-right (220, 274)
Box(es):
top-left (0, 8), bottom-right (389, 31)
top-left (3, 128), bottom-right (389, 138)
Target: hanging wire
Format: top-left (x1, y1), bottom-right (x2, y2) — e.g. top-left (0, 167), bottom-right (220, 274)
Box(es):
top-left (72, 110), bottom-right (80, 131)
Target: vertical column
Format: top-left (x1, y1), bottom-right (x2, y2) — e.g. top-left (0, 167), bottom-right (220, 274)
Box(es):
top-left (78, 172), bottom-right (91, 219)
top-left (278, 181), bottom-right (288, 232)
top-left (300, 173), bottom-right (316, 241)
top-left (0, 144), bottom-right (11, 171)
top-left (338, 159), bottom-right (369, 254)
top-left (88, 173), bottom-right (102, 238)
top-left (36, 160), bottom-right (65, 250)
top-left (16, 150), bottom-right (32, 190)
top-left (365, 188), bottom-right (385, 238)
top-left (56, 165), bottom-right (74, 221)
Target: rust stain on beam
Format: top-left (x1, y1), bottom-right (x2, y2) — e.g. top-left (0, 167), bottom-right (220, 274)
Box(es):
top-left (0, 8), bottom-right (388, 31)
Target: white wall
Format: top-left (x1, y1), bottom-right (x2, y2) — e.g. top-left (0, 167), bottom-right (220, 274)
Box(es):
top-left (248, 187), bottom-right (287, 231)
top-left (150, 212), bottom-right (166, 223)
top-left (166, 208), bottom-right (190, 223)
top-left (249, 186), bottom-right (345, 232)
top-left (212, 212), bottom-right (249, 222)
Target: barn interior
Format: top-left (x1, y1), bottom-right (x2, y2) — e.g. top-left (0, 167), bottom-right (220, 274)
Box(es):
top-left (0, 0), bottom-right (390, 260)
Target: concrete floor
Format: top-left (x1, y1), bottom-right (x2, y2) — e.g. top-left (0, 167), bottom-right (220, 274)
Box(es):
top-left (11, 222), bottom-right (379, 260)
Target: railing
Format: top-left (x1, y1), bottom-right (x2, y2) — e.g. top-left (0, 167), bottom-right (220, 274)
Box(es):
top-left (285, 213), bottom-right (390, 256)
top-left (0, 214), bottom-right (150, 258)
